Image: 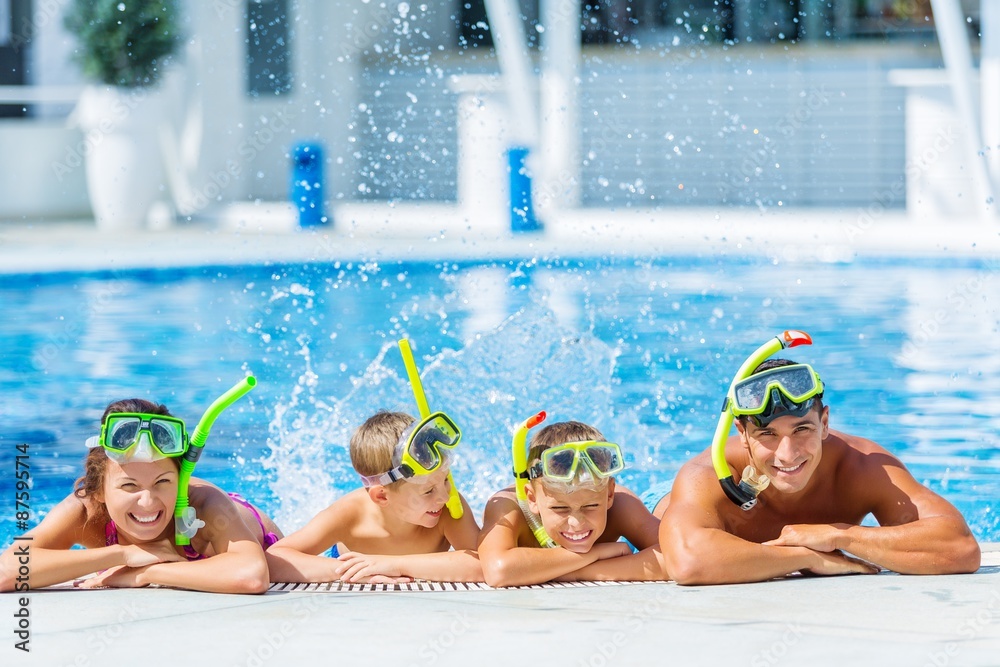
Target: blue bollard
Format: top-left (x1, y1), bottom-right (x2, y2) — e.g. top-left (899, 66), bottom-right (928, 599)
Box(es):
top-left (508, 146), bottom-right (541, 233)
top-left (290, 141), bottom-right (329, 227)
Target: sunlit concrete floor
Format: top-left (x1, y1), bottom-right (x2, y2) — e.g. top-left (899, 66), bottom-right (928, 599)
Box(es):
top-left (4, 546), bottom-right (998, 667)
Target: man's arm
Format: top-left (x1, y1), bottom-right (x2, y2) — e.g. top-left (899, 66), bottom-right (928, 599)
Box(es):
top-left (441, 493), bottom-right (481, 551)
top-left (764, 446), bottom-right (981, 574)
top-left (660, 460), bottom-right (877, 585)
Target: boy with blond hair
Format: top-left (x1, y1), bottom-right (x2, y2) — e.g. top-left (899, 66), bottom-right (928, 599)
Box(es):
top-left (478, 416), bottom-right (663, 587)
top-left (266, 410), bottom-right (483, 583)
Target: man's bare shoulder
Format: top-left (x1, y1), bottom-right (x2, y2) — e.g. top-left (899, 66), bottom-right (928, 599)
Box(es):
top-left (825, 430), bottom-right (905, 477)
top-left (673, 447), bottom-right (719, 484)
top-left (830, 429), bottom-right (891, 453)
top-left (665, 448), bottom-right (730, 511)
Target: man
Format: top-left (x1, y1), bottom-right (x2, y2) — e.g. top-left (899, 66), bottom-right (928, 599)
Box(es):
top-left (658, 358), bottom-right (981, 585)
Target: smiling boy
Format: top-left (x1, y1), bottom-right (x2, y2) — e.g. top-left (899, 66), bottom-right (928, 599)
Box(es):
top-left (478, 419), bottom-right (662, 587)
top-left (265, 411), bottom-right (483, 583)
top-left (659, 358), bottom-right (981, 585)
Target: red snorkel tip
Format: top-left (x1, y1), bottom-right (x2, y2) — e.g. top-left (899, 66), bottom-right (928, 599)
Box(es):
top-left (781, 330), bottom-right (812, 348)
top-left (527, 411), bottom-right (547, 429)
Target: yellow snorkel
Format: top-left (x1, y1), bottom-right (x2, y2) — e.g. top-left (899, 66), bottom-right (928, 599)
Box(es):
top-left (397, 339), bottom-right (463, 519)
top-left (511, 410), bottom-right (557, 548)
top-left (711, 330), bottom-right (812, 510)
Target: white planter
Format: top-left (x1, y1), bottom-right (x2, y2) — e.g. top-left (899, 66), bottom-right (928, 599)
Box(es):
top-left (71, 85), bottom-right (170, 231)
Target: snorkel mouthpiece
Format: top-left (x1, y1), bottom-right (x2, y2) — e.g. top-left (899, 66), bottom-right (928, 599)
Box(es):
top-left (740, 465), bottom-right (771, 494)
top-left (174, 375), bottom-right (257, 546)
top-left (711, 331), bottom-right (812, 510)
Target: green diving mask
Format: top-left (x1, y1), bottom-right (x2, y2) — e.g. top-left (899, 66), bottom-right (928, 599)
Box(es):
top-left (87, 413), bottom-right (189, 464)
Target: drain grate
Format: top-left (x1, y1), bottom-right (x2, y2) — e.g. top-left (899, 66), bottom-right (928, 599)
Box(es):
top-left (267, 580), bottom-right (667, 593)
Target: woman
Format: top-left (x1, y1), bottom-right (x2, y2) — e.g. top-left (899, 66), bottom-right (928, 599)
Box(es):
top-left (0, 398), bottom-right (281, 594)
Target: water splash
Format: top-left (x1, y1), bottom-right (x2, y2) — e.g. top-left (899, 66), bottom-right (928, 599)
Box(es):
top-left (260, 299), bottom-right (657, 532)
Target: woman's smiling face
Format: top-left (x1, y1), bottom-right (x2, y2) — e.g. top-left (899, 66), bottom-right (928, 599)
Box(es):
top-left (101, 458), bottom-right (179, 542)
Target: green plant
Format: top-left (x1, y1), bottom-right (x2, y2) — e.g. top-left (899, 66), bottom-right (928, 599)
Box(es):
top-left (64, 0), bottom-right (181, 88)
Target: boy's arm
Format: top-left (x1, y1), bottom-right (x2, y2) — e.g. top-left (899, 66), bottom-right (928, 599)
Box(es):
top-left (764, 447), bottom-right (981, 574)
top-left (554, 489), bottom-right (664, 582)
top-left (476, 494), bottom-right (625, 587)
top-left (265, 501), bottom-right (352, 583)
top-left (661, 461), bottom-right (878, 585)
top-left (556, 546), bottom-right (664, 582)
top-left (609, 486), bottom-right (660, 550)
top-left (440, 493), bottom-right (481, 551)
top-left (335, 548), bottom-right (483, 582)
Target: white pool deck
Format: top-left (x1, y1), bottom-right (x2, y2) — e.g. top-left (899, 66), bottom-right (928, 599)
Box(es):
top-left (3, 547), bottom-right (998, 666)
top-left (1, 204), bottom-right (999, 273)
top-left (3, 205), bottom-right (1000, 665)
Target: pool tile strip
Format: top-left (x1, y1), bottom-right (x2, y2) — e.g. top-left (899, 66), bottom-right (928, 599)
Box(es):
top-left (266, 580), bottom-right (666, 592)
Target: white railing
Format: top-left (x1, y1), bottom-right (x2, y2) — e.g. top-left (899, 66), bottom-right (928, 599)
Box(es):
top-left (0, 85), bottom-right (83, 105)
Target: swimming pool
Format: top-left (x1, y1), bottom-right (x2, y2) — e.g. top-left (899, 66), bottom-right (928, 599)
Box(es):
top-left (2, 254), bottom-right (998, 545)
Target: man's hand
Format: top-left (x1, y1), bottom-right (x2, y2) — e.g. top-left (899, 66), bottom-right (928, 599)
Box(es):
top-left (763, 523), bottom-right (854, 552)
top-left (798, 549), bottom-right (880, 577)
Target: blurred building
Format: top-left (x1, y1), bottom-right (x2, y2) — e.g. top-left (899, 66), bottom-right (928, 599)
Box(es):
top-left (0, 0), bottom-right (986, 222)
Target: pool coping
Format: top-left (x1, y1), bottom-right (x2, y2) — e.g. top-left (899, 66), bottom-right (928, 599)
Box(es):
top-left (5, 544), bottom-right (999, 666)
top-left (2, 205), bottom-right (1000, 275)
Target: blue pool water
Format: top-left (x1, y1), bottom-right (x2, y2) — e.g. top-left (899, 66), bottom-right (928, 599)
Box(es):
top-left (1, 255), bottom-right (998, 546)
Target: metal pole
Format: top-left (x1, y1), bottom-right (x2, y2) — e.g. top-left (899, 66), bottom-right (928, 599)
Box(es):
top-left (930, 0), bottom-right (996, 218)
top-left (539, 0), bottom-right (581, 208)
top-left (982, 0), bottom-right (1000, 200)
